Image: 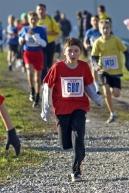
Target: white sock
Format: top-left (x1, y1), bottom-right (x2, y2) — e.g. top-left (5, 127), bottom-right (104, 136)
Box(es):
top-left (94, 81), bottom-right (99, 92)
top-left (110, 112), bottom-right (115, 116)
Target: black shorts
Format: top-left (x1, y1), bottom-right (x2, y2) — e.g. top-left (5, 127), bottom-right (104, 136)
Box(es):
top-left (100, 72), bottom-right (121, 89)
top-left (55, 43), bottom-right (61, 53)
top-left (9, 44), bottom-right (18, 53)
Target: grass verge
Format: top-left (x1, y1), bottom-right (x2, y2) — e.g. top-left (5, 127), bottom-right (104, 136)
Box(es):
top-left (0, 52), bottom-right (51, 185)
top-left (0, 146), bottom-right (47, 186)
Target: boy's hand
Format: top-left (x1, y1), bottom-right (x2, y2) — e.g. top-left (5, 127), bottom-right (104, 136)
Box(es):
top-left (19, 37), bottom-right (26, 45)
top-left (28, 29), bottom-right (34, 35)
top-left (41, 109), bottom-right (50, 122)
top-left (96, 94), bottom-right (103, 107)
top-left (6, 128), bottom-right (21, 156)
top-left (41, 112), bottom-right (47, 122)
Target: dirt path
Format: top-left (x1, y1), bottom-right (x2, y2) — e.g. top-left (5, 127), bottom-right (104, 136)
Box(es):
top-left (1, 68), bottom-right (129, 193)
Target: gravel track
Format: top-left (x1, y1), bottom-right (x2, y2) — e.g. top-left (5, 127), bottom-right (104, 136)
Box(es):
top-left (1, 112), bottom-right (129, 193)
top-left (1, 69), bottom-right (129, 193)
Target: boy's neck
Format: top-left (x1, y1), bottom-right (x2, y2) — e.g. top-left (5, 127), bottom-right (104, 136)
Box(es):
top-left (30, 24), bottom-right (36, 28)
top-left (65, 60), bottom-right (78, 69)
top-left (102, 34), bottom-right (111, 40)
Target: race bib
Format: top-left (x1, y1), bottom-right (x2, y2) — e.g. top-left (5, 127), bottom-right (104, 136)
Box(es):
top-left (25, 34), bottom-right (39, 47)
top-left (102, 56), bottom-right (118, 70)
top-left (61, 77), bottom-right (84, 98)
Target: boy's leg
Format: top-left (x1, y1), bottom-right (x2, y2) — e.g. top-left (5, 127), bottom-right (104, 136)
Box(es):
top-left (7, 49), bottom-right (12, 71)
top-left (46, 42), bottom-right (55, 69)
top-left (32, 70), bottom-right (41, 107)
top-left (71, 110), bottom-right (86, 177)
top-left (101, 73), bottom-right (121, 123)
top-left (92, 67), bottom-right (100, 94)
top-left (25, 64), bottom-right (35, 102)
top-left (102, 84), bottom-right (113, 114)
top-left (112, 88), bottom-right (120, 97)
top-left (11, 50), bottom-right (17, 68)
top-left (56, 114), bottom-right (72, 149)
top-left (102, 84), bottom-right (117, 123)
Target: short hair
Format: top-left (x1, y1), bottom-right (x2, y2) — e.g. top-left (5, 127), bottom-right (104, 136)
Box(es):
top-left (37, 3), bottom-right (46, 9)
top-left (76, 11), bottom-right (82, 18)
top-left (98, 5), bottom-right (106, 12)
top-left (8, 15), bottom-right (15, 21)
top-left (99, 19), bottom-right (112, 29)
top-left (64, 37), bottom-right (83, 51)
top-left (91, 15), bottom-right (99, 20)
top-left (28, 11), bottom-right (38, 18)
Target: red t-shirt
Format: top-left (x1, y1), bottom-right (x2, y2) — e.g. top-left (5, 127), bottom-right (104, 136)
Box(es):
top-left (0, 95), bottom-right (5, 105)
top-left (44, 60), bottom-right (93, 115)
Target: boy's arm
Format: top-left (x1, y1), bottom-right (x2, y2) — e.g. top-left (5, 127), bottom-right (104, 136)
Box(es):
top-left (19, 36), bottom-right (26, 45)
top-left (0, 100), bottom-right (21, 156)
top-left (91, 56), bottom-right (101, 71)
top-left (41, 83), bottom-right (52, 122)
top-left (18, 28), bottom-right (26, 45)
top-left (32, 33), bottom-right (47, 47)
top-left (123, 50), bottom-right (129, 71)
top-left (84, 83), bottom-right (103, 106)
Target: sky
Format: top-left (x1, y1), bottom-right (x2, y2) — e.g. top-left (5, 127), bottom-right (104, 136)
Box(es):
top-left (0, 0), bottom-right (129, 38)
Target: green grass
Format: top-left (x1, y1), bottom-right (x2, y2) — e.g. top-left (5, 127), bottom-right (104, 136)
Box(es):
top-left (0, 146), bottom-right (47, 186)
top-left (0, 51), bottom-right (51, 185)
top-left (0, 52), bottom-right (54, 138)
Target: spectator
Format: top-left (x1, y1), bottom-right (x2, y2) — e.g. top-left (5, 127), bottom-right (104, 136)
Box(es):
top-left (97, 5), bottom-right (111, 21)
top-left (53, 10), bottom-right (62, 59)
top-left (82, 10), bottom-right (92, 32)
top-left (0, 20), bottom-right (3, 51)
top-left (60, 13), bottom-right (72, 42)
top-left (76, 11), bottom-right (84, 41)
top-left (54, 10), bottom-right (61, 23)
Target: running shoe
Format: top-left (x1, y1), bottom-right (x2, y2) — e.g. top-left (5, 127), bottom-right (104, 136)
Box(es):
top-left (29, 87), bottom-right (35, 102)
top-left (29, 93), bottom-right (35, 102)
top-left (32, 93), bottom-right (40, 108)
top-left (97, 91), bottom-right (102, 95)
top-left (106, 113), bottom-right (117, 124)
top-left (71, 173), bottom-right (82, 182)
top-left (8, 64), bottom-right (12, 71)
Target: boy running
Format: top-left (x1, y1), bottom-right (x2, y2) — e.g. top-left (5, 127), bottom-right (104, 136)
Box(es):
top-left (91, 20), bottom-right (129, 123)
top-left (6, 15), bottom-right (18, 71)
top-left (41, 37), bottom-right (102, 182)
top-left (83, 15), bottom-right (101, 94)
top-left (19, 11), bottom-right (47, 107)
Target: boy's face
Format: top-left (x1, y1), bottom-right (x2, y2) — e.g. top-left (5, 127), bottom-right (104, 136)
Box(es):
top-left (28, 15), bottom-right (38, 26)
top-left (8, 16), bottom-right (15, 25)
top-left (99, 22), bottom-right (111, 36)
top-left (91, 17), bottom-right (98, 28)
top-left (64, 45), bottom-right (81, 63)
top-left (36, 6), bottom-right (46, 18)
